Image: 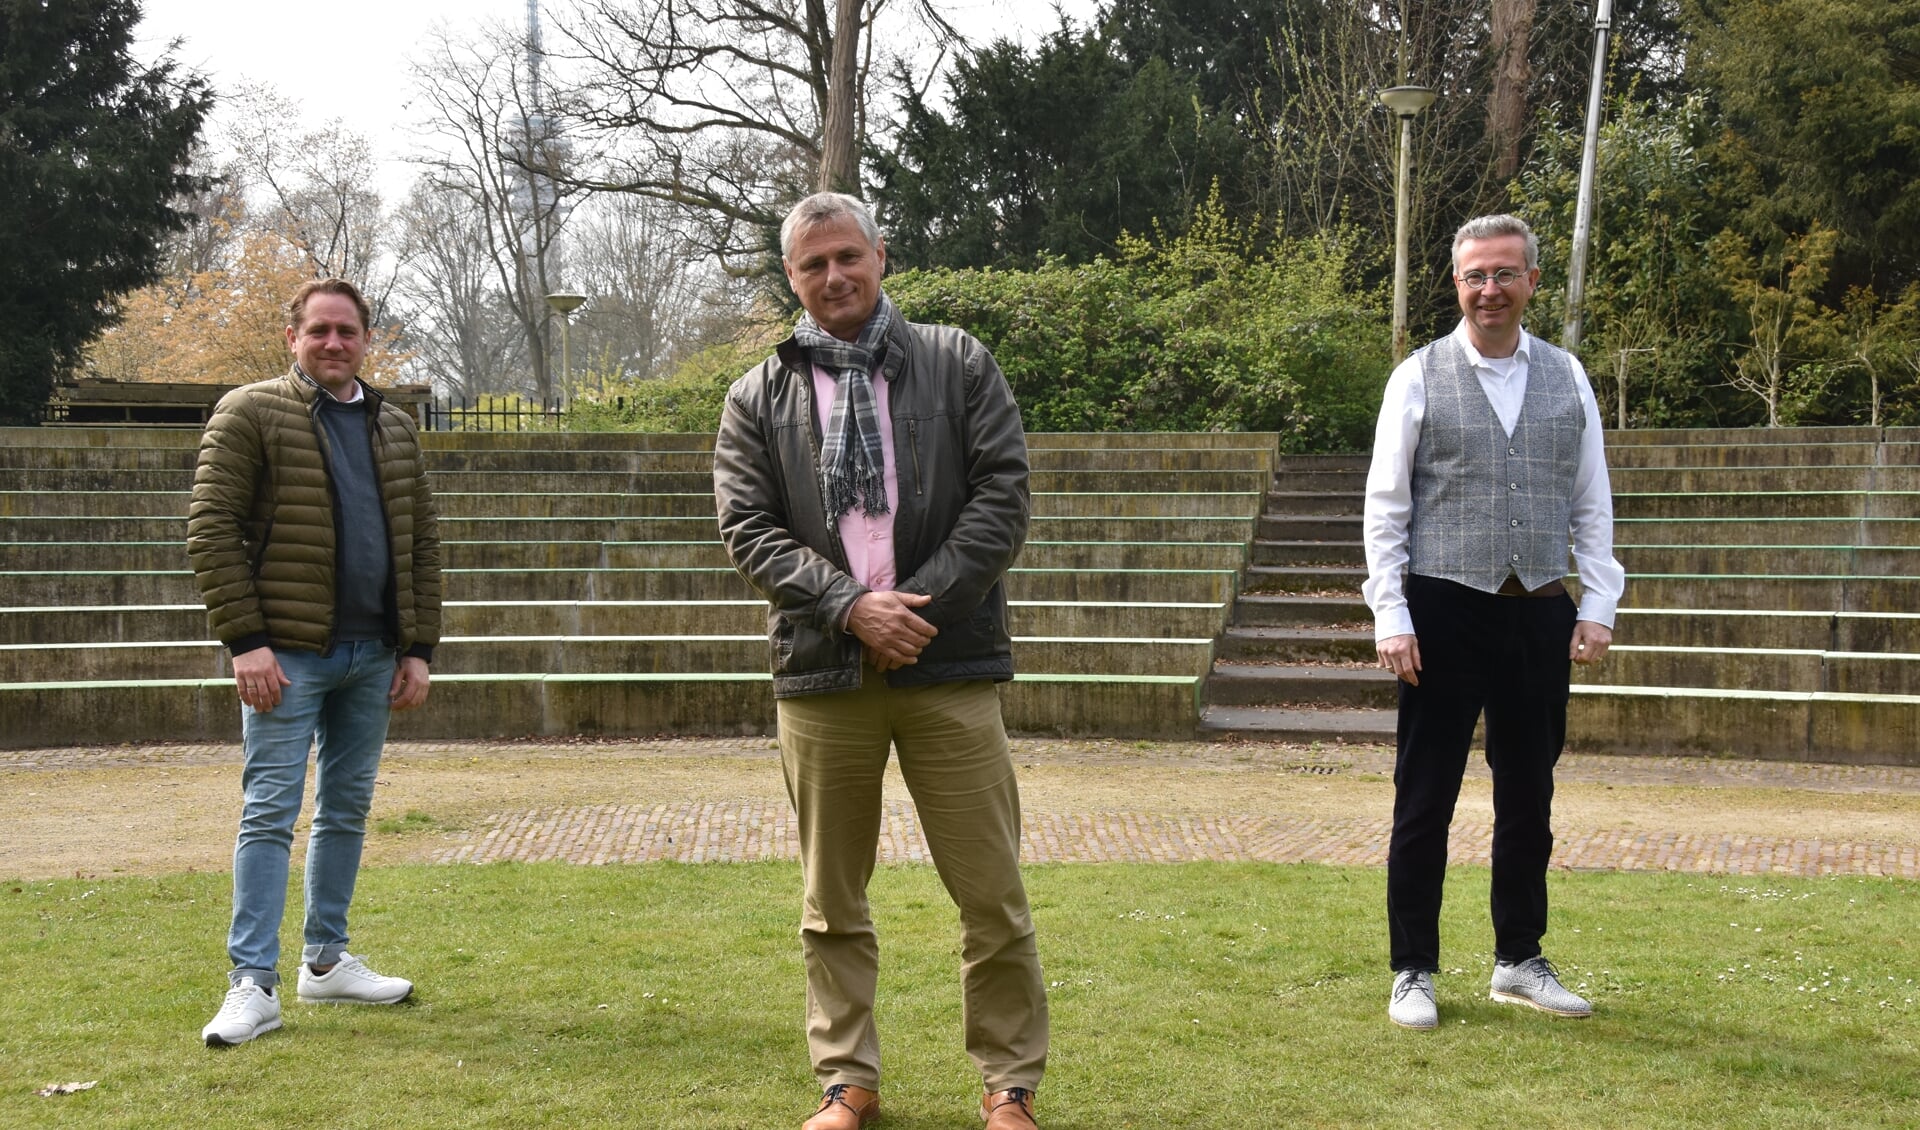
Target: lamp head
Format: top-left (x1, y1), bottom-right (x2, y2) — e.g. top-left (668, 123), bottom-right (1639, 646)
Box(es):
top-left (1378, 86), bottom-right (1438, 118)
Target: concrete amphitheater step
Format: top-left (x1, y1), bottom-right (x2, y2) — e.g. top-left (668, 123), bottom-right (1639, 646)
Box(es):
top-left (0, 599), bottom-right (1236, 647)
top-left (1567, 685), bottom-right (1920, 764)
top-left (1604, 442), bottom-right (1890, 468)
top-left (1243, 565), bottom-right (1367, 594)
top-left (1196, 704), bottom-right (1397, 743)
top-left (1615, 517), bottom-right (1920, 546)
top-left (0, 487), bottom-right (1274, 521)
top-left (1213, 626), bottom-right (1376, 664)
top-left (0, 465), bottom-right (1279, 495)
top-left (0, 632), bottom-right (1220, 682)
top-left (1204, 663), bottom-right (1396, 708)
top-left (1611, 608), bottom-right (1920, 652)
top-left (0, 538), bottom-right (1258, 574)
top-left (1604, 425), bottom-right (1888, 446)
top-left (1615, 544), bottom-right (1920, 576)
top-left (1256, 515), bottom-right (1361, 541)
top-left (0, 564), bottom-right (1247, 606)
top-left (1259, 491), bottom-right (1360, 516)
top-left (0, 671), bottom-right (1206, 748)
top-left (1249, 540), bottom-right (1365, 566)
top-left (1226, 594), bottom-right (1372, 626)
top-left (1624, 574), bottom-right (1920, 613)
top-left (1614, 491), bottom-right (1920, 520)
top-left (1573, 645), bottom-right (1920, 695)
top-left (1609, 465), bottom-right (1920, 493)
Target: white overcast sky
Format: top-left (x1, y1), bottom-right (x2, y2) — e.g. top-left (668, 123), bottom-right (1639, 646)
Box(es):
top-left (135, 0), bottom-right (1100, 201)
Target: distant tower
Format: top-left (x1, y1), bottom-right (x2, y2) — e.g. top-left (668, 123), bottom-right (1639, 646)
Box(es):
top-left (517, 0), bottom-right (568, 298)
top-left (527, 0), bottom-right (544, 118)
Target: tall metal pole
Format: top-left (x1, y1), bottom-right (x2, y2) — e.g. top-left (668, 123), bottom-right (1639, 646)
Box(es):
top-left (544, 292), bottom-right (587, 397)
top-left (1563, 0), bottom-right (1615, 352)
top-left (1380, 87), bottom-right (1437, 360)
top-left (1393, 114), bottom-right (1415, 361)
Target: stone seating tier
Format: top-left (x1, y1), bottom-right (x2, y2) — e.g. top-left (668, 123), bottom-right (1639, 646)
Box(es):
top-left (6, 426), bottom-right (1918, 761)
top-left (0, 429), bottom-right (1281, 748)
top-left (1199, 431), bottom-right (1920, 764)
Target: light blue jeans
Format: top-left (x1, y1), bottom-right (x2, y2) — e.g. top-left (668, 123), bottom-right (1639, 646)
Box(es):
top-left (227, 641), bottom-right (396, 988)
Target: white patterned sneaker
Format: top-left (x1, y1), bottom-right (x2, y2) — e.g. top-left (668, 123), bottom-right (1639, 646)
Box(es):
top-left (1489, 957), bottom-right (1592, 1017)
top-left (202, 976), bottom-right (282, 1046)
top-left (1388, 969), bottom-right (1438, 1029)
top-left (296, 953), bottom-right (413, 1004)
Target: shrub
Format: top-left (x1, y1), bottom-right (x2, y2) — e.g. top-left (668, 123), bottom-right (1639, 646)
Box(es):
top-left (887, 195), bottom-right (1389, 450)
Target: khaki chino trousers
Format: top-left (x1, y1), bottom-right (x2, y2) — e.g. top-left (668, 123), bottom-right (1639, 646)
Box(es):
top-left (777, 671), bottom-right (1048, 1094)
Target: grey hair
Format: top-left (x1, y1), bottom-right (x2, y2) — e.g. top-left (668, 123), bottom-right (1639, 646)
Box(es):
top-left (780, 192), bottom-right (882, 258)
top-left (1451, 214), bottom-right (1539, 274)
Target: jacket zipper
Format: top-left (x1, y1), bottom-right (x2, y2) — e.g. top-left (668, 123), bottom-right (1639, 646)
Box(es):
top-left (909, 418), bottom-right (923, 496)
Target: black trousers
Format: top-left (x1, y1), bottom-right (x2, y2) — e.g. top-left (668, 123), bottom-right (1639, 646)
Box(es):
top-left (1386, 573), bottom-right (1577, 973)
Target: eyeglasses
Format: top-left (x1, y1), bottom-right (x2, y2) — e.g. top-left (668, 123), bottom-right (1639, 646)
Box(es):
top-left (1457, 268), bottom-right (1529, 289)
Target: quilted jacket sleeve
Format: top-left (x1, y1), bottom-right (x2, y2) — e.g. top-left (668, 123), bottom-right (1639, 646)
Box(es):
top-left (188, 390), bottom-right (271, 655)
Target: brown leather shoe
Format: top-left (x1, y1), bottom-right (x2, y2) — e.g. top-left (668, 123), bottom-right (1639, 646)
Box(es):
top-left (802, 1083), bottom-right (880, 1130)
top-left (981, 1087), bottom-right (1038, 1129)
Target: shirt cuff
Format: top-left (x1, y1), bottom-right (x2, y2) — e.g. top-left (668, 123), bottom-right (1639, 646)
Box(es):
top-left (1575, 595), bottom-right (1617, 629)
top-left (1372, 607), bottom-right (1415, 641)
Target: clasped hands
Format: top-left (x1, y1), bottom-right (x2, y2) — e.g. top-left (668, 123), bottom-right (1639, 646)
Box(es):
top-left (1376, 621), bottom-right (1612, 687)
top-left (231, 647), bottom-right (431, 712)
top-left (848, 590), bottom-right (938, 673)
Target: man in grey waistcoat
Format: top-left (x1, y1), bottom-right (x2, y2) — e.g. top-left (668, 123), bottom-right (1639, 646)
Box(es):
top-left (1362, 214), bottom-right (1625, 1030)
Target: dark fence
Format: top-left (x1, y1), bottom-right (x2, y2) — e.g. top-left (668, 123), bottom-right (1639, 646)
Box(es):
top-left (420, 396), bottom-right (566, 432)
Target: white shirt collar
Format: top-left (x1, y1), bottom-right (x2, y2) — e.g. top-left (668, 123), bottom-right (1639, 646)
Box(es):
top-left (1450, 320), bottom-right (1532, 371)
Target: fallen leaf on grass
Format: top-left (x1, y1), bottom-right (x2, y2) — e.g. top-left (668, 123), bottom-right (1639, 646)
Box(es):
top-left (36, 1080), bottom-right (98, 1097)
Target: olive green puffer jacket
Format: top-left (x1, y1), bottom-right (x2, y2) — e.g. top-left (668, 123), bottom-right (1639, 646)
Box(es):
top-left (188, 368), bottom-right (441, 660)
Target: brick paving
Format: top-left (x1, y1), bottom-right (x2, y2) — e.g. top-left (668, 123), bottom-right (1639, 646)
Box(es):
top-left (7, 738), bottom-right (1918, 880)
top-left (430, 799), bottom-right (1920, 879)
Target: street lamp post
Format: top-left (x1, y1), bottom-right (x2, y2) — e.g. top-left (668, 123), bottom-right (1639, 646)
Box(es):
top-left (543, 292), bottom-right (588, 399)
top-left (1563, 0), bottom-right (1616, 352)
top-left (1379, 85), bottom-right (1437, 361)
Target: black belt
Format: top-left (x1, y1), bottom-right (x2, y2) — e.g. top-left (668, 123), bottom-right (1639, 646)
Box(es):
top-left (1497, 575), bottom-right (1566, 598)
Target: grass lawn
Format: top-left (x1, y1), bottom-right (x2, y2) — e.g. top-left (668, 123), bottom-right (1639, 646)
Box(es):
top-left (2, 862), bottom-right (1914, 1128)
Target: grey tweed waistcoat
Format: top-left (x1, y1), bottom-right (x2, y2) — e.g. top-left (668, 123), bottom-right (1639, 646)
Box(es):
top-left (1408, 335), bottom-right (1584, 593)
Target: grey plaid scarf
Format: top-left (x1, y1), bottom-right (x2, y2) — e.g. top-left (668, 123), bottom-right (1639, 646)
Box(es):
top-left (795, 294), bottom-right (896, 520)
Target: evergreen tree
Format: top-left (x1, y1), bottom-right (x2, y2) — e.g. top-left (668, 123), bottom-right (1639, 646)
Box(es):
top-left (0, 0), bottom-right (210, 424)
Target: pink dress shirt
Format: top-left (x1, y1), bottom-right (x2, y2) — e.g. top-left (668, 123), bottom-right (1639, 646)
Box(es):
top-left (812, 363), bottom-right (899, 592)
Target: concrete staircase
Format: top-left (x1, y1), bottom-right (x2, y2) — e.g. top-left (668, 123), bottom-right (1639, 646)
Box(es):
top-left (0, 427), bottom-right (1275, 747)
top-left (1198, 426), bottom-right (1920, 765)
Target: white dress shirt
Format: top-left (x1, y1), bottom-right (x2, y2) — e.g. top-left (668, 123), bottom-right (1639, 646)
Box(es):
top-left (1362, 321), bottom-right (1625, 641)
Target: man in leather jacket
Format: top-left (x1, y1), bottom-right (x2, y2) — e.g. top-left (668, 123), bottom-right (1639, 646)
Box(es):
top-left (714, 193), bottom-right (1045, 1130)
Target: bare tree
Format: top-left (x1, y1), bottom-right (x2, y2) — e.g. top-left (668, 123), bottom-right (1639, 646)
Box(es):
top-left (411, 22), bottom-right (585, 402)
top-left (391, 178), bottom-right (529, 399)
top-left (565, 192), bottom-right (739, 386)
top-left (1486, 0), bottom-right (1538, 180)
top-left (818, 0), bottom-right (864, 192)
top-left (549, 0), bottom-right (956, 274)
top-left (225, 85), bottom-right (395, 314)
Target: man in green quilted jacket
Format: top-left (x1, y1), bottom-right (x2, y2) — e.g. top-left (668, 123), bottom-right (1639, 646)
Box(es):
top-left (187, 278), bottom-right (441, 1047)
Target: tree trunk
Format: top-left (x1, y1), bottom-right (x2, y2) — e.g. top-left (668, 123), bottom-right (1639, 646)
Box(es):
top-left (1487, 0), bottom-right (1538, 181)
top-left (818, 0), bottom-right (862, 194)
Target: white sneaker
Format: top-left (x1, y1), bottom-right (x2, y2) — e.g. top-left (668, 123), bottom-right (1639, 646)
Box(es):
top-left (296, 953), bottom-right (413, 1004)
top-left (203, 976), bottom-right (282, 1046)
top-left (1388, 969), bottom-right (1439, 1029)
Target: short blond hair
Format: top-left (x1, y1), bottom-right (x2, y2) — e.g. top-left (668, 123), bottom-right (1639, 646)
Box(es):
top-left (287, 278), bottom-right (371, 333)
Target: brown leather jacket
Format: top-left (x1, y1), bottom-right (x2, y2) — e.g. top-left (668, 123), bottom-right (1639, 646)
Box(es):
top-left (188, 367), bottom-right (441, 660)
top-left (714, 317), bottom-right (1030, 697)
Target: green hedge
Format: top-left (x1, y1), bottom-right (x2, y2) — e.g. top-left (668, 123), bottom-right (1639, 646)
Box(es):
top-left (887, 203), bottom-right (1389, 450)
top-left (577, 203), bottom-right (1390, 451)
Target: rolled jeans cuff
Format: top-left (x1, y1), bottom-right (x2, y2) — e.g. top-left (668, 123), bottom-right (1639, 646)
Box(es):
top-left (304, 942), bottom-right (349, 967)
top-left (231, 966), bottom-right (279, 990)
